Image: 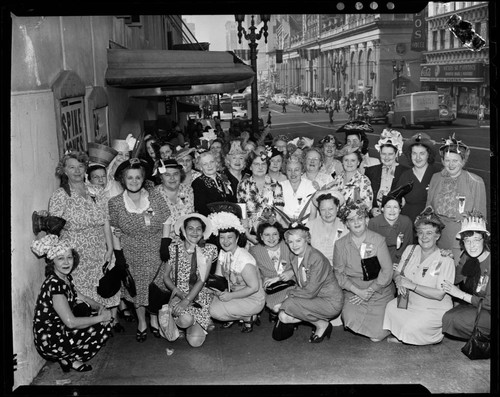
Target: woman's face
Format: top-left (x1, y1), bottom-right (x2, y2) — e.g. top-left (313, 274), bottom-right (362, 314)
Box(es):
top-left (463, 232), bottom-right (485, 258)
top-left (250, 157), bottom-right (268, 177)
top-left (443, 152), bottom-right (464, 177)
top-left (124, 168), bottom-right (144, 193)
top-left (53, 249), bottom-right (74, 278)
top-left (64, 158), bottom-right (86, 184)
top-left (380, 146), bottom-right (397, 168)
top-left (411, 145), bottom-right (430, 169)
top-left (346, 134), bottom-right (361, 148)
top-left (159, 145), bottom-right (173, 161)
top-left (286, 231), bottom-right (308, 257)
top-left (210, 142), bottom-right (222, 155)
top-left (261, 226), bottom-right (280, 249)
top-left (219, 231), bottom-right (239, 253)
top-left (318, 198), bottom-right (338, 223)
top-left (160, 167), bottom-right (181, 191)
top-left (345, 210), bottom-right (368, 236)
top-left (228, 154), bottom-right (246, 172)
top-left (199, 153), bottom-right (217, 177)
top-left (305, 151), bottom-right (321, 173)
top-left (89, 168), bottom-right (107, 188)
top-left (269, 155), bottom-right (283, 173)
top-left (178, 156), bottom-right (193, 172)
top-left (416, 224), bottom-right (440, 251)
top-left (322, 142), bottom-right (336, 158)
top-left (146, 140), bottom-right (156, 160)
top-left (382, 199), bottom-right (401, 224)
top-left (342, 153), bottom-right (360, 172)
top-left (184, 219), bottom-right (204, 246)
top-left (115, 150), bottom-right (130, 166)
top-left (274, 140), bottom-right (287, 154)
top-left (286, 162), bottom-right (303, 184)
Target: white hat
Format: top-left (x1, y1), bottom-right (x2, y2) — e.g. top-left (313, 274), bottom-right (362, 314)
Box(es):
top-left (456, 213), bottom-right (490, 239)
top-left (112, 133), bottom-right (137, 152)
top-left (174, 213), bottom-right (213, 240)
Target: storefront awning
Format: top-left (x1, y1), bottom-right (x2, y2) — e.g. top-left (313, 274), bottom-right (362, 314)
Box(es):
top-left (105, 49), bottom-right (255, 95)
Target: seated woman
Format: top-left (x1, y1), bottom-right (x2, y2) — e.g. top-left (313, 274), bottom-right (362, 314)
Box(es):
top-left (276, 223), bottom-right (344, 343)
top-left (249, 221), bottom-right (295, 322)
top-left (442, 211), bottom-right (491, 341)
top-left (383, 206), bottom-right (455, 345)
top-left (333, 200), bottom-right (394, 342)
top-left (208, 211), bottom-right (265, 333)
top-left (162, 214), bottom-right (218, 347)
top-left (31, 235), bottom-right (113, 372)
top-left (368, 183), bottom-right (414, 266)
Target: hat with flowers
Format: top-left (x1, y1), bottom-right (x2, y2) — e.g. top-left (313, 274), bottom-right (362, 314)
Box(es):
top-left (375, 128), bottom-right (404, 156)
top-left (31, 234), bottom-right (74, 260)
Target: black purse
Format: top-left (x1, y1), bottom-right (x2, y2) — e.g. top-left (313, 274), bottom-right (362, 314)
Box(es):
top-left (148, 245), bottom-right (178, 314)
top-left (272, 319), bottom-right (295, 341)
top-left (123, 263), bottom-right (137, 297)
top-left (97, 261), bottom-right (123, 299)
top-left (360, 256), bottom-right (381, 281)
top-left (461, 298), bottom-right (490, 360)
top-left (206, 273), bottom-right (228, 292)
top-left (265, 280), bottom-right (296, 295)
top-left (72, 300), bottom-right (92, 317)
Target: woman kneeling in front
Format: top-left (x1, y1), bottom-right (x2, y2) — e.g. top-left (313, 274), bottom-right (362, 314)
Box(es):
top-left (277, 223), bottom-right (344, 343)
top-left (208, 211), bottom-right (265, 332)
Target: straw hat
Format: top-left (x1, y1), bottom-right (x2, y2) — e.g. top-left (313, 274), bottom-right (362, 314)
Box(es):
top-left (174, 213), bottom-right (213, 240)
top-left (456, 211), bottom-right (490, 239)
top-left (87, 142), bottom-right (118, 167)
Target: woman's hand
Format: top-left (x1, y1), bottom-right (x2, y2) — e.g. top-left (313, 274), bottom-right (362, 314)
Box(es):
top-left (350, 287), bottom-right (374, 304)
top-left (263, 277), bottom-right (280, 288)
top-left (172, 298), bottom-right (189, 317)
top-left (218, 291), bottom-right (233, 302)
top-left (172, 287), bottom-right (186, 300)
top-left (104, 249), bottom-right (113, 264)
top-left (442, 280), bottom-right (462, 298)
top-left (241, 218), bottom-right (250, 230)
top-left (400, 276), bottom-right (416, 291)
top-left (100, 308), bottom-right (113, 324)
top-left (278, 270), bottom-right (294, 282)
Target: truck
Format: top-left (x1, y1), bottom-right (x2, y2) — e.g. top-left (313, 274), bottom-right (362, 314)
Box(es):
top-left (387, 91), bottom-right (440, 129)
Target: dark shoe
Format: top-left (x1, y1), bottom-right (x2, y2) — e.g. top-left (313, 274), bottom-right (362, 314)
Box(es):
top-left (72, 363), bottom-right (92, 372)
top-left (118, 308), bottom-right (135, 322)
top-left (112, 323), bottom-right (125, 333)
top-left (136, 328), bottom-right (147, 343)
top-left (221, 321), bottom-right (235, 329)
top-left (59, 360), bottom-right (71, 373)
top-left (150, 325), bottom-right (161, 338)
top-left (269, 312), bottom-right (278, 323)
top-left (309, 323), bottom-right (333, 343)
top-left (241, 315), bottom-right (260, 333)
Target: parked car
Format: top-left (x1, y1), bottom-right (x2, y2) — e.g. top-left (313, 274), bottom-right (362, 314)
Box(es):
top-left (232, 106), bottom-right (247, 118)
top-left (365, 101), bottom-right (390, 124)
top-left (312, 97), bottom-right (326, 109)
top-left (437, 104), bottom-right (456, 125)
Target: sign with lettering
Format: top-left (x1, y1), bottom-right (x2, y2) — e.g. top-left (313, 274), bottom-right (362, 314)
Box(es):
top-left (411, 12), bottom-right (427, 52)
top-left (60, 96), bottom-right (87, 152)
top-left (420, 63), bottom-right (484, 82)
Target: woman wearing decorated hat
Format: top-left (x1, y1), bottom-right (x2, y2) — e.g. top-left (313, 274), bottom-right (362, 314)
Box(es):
top-left (368, 183), bottom-right (414, 265)
top-left (174, 147), bottom-right (201, 187)
top-left (364, 129), bottom-right (409, 217)
top-left (31, 234), bottom-right (113, 372)
top-left (48, 150), bottom-right (120, 326)
top-left (333, 200), bottom-right (394, 342)
top-left (208, 211), bottom-right (265, 333)
top-left (162, 213), bottom-right (218, 346)
top-left (222, 138), bottom-right (250, 195)
top-left (267, 146), bottom-right (287, 183)
top-left (395, 132), bottom-right (441, 224)
top-left (318, 134), bottom-right (343, 178)
top-left (108, 158), bottom-right (170, 342)
top-left (442, 211), bottom-right (491, 342)
top-left (383, 206), bottom-right (455, 345)
top-left (308, 189), bottom-right (349, 266)
top-left (275, 222), bottom-right (343, 343)
top-left (426, 134), bottom-right (487, 266)
top-left (154, 159), bottom-right (194, 240)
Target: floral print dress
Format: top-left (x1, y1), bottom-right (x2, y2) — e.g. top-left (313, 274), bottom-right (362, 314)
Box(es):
top-left (155, 183), bottom-right (195, 239)
top-left (33, 274), bottom-right (111, 363)
top-left (332, 170), bottom-right (373, 209)
top-left (49, 184), bottom-right (119, 307)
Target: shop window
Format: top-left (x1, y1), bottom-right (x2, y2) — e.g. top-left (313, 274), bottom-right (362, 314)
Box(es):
top-left (440, 29), bottom-right (446, 49)
top-left (432, 31), bottom-right (438, 50)
top-left (450, 31), bottom-right (454, 48)
top-left (475, 22), bottom-right (481, 36)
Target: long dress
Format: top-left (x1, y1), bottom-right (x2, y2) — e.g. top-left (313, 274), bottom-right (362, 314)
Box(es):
top-left (166, 241), bottom-right (218, 331)
top-left (383, 245), bottom-right (455, 345)
top-left (249, 241), bottom-right (295, 311)
top-left (49, 184), bottom-right (119, 307)
top-left (442, 252), bottom-right (491, 339)
top-left (333, 230), bottom-right (394, 340)
top-left (209, 247), bottom-right (265, 321)
top-left (155, 183), bottom-right (195, 239)
top-left (108, 189), bottom-right (169, 308)
top-left (281, 245), bottom-right (344, 322)
top-left (33, 274), bottom-right (111, 363)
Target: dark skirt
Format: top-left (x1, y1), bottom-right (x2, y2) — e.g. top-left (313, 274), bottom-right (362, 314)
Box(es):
top-left (442, 303), bottom-right (491, 339)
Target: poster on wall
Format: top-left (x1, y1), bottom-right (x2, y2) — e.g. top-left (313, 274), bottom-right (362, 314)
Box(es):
top-left (92, 106), bottom-right (110, 145)
top-left (60, 96), bottom-right (87, 152)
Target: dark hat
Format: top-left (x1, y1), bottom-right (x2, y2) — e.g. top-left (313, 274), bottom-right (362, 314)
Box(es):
top-left (439, 133), bottom-right (470, 160)
top-left (155, 159), bottom-right (183, 176)
top-left (32, 211), bottom-right (66, 236)
top-left (381, 182), bottom-right (414, 208)
top-left (269, 147), bottom-right (284, 159)
top-left (414, 206), bottom-right (445, 230)
top-left (402, 132), bottom-right (436, 160)
top-left (114, 157), bottom-right (148, 179)
top-left (319, 134), bottom-right (338, 146)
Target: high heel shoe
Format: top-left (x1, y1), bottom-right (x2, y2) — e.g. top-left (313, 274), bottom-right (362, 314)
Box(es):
top-left (221, 321), bottom-right (235, 329)
top-left (241, 315), bottom-right (260, 333)
top-left (59, 360), bottom-right (92, 372)
top-left (269, 312), bottom-right (278, 323)
top-left (136, 328), bottom-right (147, 342)
top-left (59, 360), bottom-right (71, 373)
top-left (150, 324), bottom-right (161, 338)
top-left (309, 323), bottom-right (332, 343)
top-left (118, 308), bottom-right (135, 322)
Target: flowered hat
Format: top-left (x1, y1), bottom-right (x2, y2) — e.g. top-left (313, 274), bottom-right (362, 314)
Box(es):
top-left (439, 133), bottom-right (470, 161)
top-left (337, 199), bottom-right (370, 224)
top-left (456, 209), bottom-right (490, 239)
top-left (289, 137), bottom-right (314, 150)
top-left (375, 129), bottom-right (404, 156)
top-left (414, 206), bottom-right (445, 230)
top-left (174, 147), bottom-right (196, 161)
top-left (174, 213), bottom-right (213, 240)
top-left (402, 132), bottom-right (436, 160)
top-left (335, 120), bottom-right (374, 135)
top-left (208, 211), bottom-right (246, 235)
top-left (31, 234), bottom-right (73, 260)
top-left (224, 139), bottom-right (247, 156)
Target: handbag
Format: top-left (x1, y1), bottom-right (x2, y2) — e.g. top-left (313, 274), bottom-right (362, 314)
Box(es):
top-left (72, 300), bottom-right (92, 317)
top-left (396, 245), bottom-right (417, 310)
top-left (461, 299), bottom-right (490, 360)
top-left (123, 263), bottom-right (137, 297)
top-left (206, 273), bottom-right (228, 292)
top-left (148, 245), bottom-right (178, 314)
top-left (272, 319), bottom-right (295, 341)
top-left (158, 295), bottom-right (180, 342)
top-left (265, 280), bottom-right (296, 295)
top-left (360, 256), bottom-right (381, 281)
top-left (97, 261), bottom-right (123, 299)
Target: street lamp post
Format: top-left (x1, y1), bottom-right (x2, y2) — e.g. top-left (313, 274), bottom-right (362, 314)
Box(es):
top-left (392, 59), bottom-right (403, 97)
top-left (235, 15), bottom-right (270, 137)
top-left (330, 59), bottom-right (347, 100)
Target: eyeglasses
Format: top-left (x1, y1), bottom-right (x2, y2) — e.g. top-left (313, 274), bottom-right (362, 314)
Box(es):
top-left (463, 238), bottom-right (483, 246)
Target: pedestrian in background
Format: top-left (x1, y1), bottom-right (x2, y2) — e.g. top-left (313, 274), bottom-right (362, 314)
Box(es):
top-left (328, 106), bottom-right (334, 124)
top-left (267, 111), bottom-right (272, 128)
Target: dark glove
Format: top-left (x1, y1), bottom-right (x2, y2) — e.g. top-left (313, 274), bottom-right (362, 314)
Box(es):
top-left (160, 238), bottom-right (172, 262)
top-left (114, 249), bottom-right (127, 270)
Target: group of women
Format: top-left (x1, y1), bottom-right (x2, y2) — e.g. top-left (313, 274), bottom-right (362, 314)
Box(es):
top-left (31, 120), bottom-right (490, 373)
